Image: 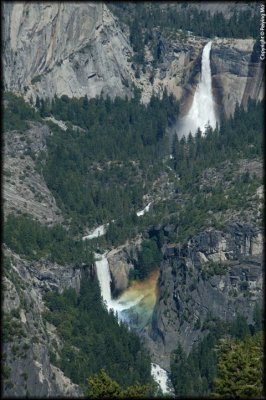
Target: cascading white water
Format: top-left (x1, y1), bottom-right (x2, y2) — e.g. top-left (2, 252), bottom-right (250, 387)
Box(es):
top-left (95, 253), bottom-right (144, 319)
top-left (178, 41), bottom-right (218, 138)
top-left (95, 252), bottom-right (173, 395)
top-left (151, 363), bottom-right (173, 395)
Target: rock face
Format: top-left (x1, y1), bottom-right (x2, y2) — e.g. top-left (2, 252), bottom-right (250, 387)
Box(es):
top-left (211, 38), bottom-right (264, 118)
top-left (3, 3), bottom-right (263, 120)
top-left (2, 245), bottom-right (93, 397)
top-left (3, 2), bottom-right (133, 102)
top-left (3, 116), bottom-right (63, 225)
top-left (144, 224), bottom-right (263, 371)
top-left (178, 38), bottom-right (264, 120)
top-left (107, 239), bottom-right (142, 297)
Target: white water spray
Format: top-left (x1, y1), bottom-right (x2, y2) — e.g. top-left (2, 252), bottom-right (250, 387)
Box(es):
top-left (178, 41), bottom-right (218, 138)
top-left (95, 253), bottom-right (144, 319)
top-left (82, 224), bottom-right (108, 241)
top-left (95, 253), bottom-right (173, 395)
top-left (151, 363), bottom-right (173, 395)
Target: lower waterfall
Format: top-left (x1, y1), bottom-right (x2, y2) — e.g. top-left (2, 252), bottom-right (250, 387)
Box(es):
top-left (95, 252), bottom-right (173, 395)
top-left (95, 253), bottom-right (144, 319)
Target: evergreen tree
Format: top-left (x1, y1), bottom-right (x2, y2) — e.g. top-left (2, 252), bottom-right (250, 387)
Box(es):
top-left (212, 333), bottom-right (264, 398)
top-left (86, 369), bottom-right (153, 398)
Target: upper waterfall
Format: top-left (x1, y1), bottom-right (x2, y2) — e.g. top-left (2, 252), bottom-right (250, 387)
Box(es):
top-left (178, 41), bottom-right (218, 138)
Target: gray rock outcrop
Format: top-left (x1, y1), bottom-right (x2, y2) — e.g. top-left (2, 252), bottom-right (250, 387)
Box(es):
top-left (3, 119), bottom-right (63, 225)
top-left (107, 238), bottom-right (142, 297)
top-left (211, 38), bottom-right (264, 118)
top-left (3, 2), bottom-right (133, 102)
top-left (3, 3), bottom-right (264, 121)
top-left (144, 223), bottom-right (263, 371)
top-left (2, 245), bottom-right (92, 397)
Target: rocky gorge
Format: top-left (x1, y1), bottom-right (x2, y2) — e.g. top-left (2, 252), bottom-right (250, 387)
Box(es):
top-left (145, 223), bottom-right (263, 370)
top-left (104, 219), bottom-right (263, 371)
top-left (2, 1), bottom-right (264, 398)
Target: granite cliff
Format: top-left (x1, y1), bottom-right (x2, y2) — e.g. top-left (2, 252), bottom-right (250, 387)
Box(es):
top-left (3, 244), bottom-right (92, 397)
top-left (144, 224), bottom-right (263, 370)
top-left (2, 2), bottom-right (264, 397)
top-left (3, 2), bottom-right (133, 102)
top-left (3, 3), bottom-right (264, 118)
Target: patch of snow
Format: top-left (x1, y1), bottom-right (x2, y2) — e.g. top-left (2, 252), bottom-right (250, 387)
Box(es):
top-left (256, 185), bottom-right (263, 199)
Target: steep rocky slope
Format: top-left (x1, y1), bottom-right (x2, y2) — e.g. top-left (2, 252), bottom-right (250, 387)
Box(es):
top-left (144, 224), bottom-right (263, 370)
top-left (3, 119), bottom-right (63, 225)
top-left (106, 157), bottom-right (263, 371)
top-left (3, 2), bottom-right (133, 102)
top-left (2, 245), bottom-right (91, 397)
top-left (211, 38), bottom-right (264, 117)
top-left (2, 2), bottom-right (264, 397)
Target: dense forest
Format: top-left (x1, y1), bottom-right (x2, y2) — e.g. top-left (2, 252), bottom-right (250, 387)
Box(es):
top-left (170, 304), bottom-right (263, 397)
top-left (3, 92), bottom-right (41, 132)
top-left (36, 90), bottom-right (179, 230)
top-left (110, 3), bottom-right (259, 39)
top-left (99, 98), bottom-right (263, 247)
top-left (43, 275), bottom-right (154, 392)
top-left (172, 99), bottom-right (263, 181)
top-left (4, 214), bottom-right (93, 265)
top-left (3, 93), bottom-right (263, 258)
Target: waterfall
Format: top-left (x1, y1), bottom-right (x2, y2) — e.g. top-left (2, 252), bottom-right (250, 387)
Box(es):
top-left (178, 41), bottom-right (218, 138)
top-left (151, 363), bottom-right (173, 395)
top-left (95, 253), bottom-right (173, 395)
top-left (95, 253), bottom-right (144, 318)
top-left (94, 253), bottom-right (113, 310)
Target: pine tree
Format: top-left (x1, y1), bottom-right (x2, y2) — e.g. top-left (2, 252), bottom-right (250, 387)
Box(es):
top-left (212, 332), bottom-right (264, 398)
top-left (86, 369), bottom-right (152, 398)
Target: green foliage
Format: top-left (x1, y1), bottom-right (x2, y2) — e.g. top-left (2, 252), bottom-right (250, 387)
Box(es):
top-left (170, 312), bottom-right (262, 397)
top-left (3, 255), bottom-right (12, 273)
top-left (228, 314), bottom-right (250, 340)
top-left (86, 369), bottom-right (152, 398)
top-left (166, 99), bottom-right (263, 243)
top-left (42, 91), bottom-right (178, 229)
top-left (212, 332), bottom-right (264, 398)
top-left (170, 322), bottom-right (226, 396)
top-left (4, 92), bottom-right (41, 132)
top-left (252, 302), bottom-right (263, 333)
top-left (110, 3), bottom-right (259, 67)
top-left (43, 277), bottom-right (152, 390)
top-left (87, 369), bottom-right (121, 398)
top-left (2, 313), bottom-right (26, 342)
top-left (134, 239), bottom-right (162, 280)
top-left (201, 261), bottom-right (228, 280)
top-left (174, 100), bottom-right (263, 181)
top-left (4, 214), bottom-right (93, 265)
